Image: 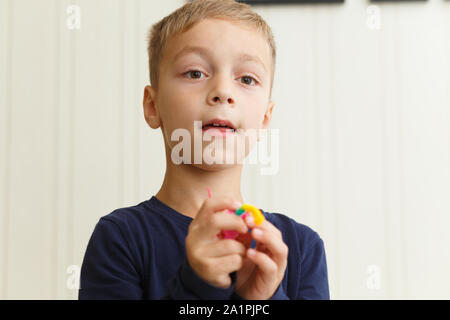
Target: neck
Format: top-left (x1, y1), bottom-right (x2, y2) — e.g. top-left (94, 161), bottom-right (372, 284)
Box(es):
top-left (155, 145), bottom-right (244, 219)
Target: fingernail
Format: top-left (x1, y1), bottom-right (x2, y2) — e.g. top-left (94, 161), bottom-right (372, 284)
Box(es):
top-left (248, 249), bottom-right (256, 256)
top-left (234, 201), bottom-right (242, 209)
top-left (253, 228), bottom-right (263, 237)
top-left (246, 216), bottom-right (255, 226)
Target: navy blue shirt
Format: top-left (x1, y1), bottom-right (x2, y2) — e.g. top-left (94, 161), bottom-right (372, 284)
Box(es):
top-left (78, 196), bottom-right (329, 300)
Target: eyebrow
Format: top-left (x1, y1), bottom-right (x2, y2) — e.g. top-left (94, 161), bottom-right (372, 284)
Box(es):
top-left (172, 45), bottom-right (267, 72)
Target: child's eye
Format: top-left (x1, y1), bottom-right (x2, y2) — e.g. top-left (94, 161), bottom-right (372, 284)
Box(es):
top-left (183, 70), bottom-right (257, 86)
top-left (184, 70), bottom-right (205, 79)
top-left (240, 76), bottom-right (258, 86)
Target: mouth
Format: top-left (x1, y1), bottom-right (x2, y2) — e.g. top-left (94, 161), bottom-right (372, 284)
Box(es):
top-left (201, 118), bottom-right (237, 133)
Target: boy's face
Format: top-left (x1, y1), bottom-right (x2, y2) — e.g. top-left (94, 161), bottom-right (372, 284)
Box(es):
top-left (144, 18), bottom-right (275, 170)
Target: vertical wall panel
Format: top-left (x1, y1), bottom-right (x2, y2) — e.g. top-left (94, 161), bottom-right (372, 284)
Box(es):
top-left (397, 1), bottom-right (450, 299)
top-left (56, 0), bottom-right (77, 300)
top-left (0, 0), bottom-right (12, 300)
top-left (421, 0), bottom-right (450, 299)
top-left (6, 0), bottom-right (59, 299)
top-left (321, 3), bottom-right (343, 300)
top-left (122, 0), bottom-right (140, 207)
top-left (332, 0), bottom-right (386, 299)
top-left (380, 3), bottom-right (406, 299)
top-left (71, 0), bottom-right (123, 289)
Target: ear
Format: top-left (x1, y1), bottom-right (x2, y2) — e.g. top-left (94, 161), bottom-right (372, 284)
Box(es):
top-left (143, 85), bottom-right (161, 129)
top-left (261, 100), bottom-right (275, 130)
top-left (257, 100), bottom-right (275, 142)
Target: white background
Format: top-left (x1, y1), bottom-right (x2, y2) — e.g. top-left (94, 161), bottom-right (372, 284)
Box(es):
top-left (0, 0), bottom-right (449, 299)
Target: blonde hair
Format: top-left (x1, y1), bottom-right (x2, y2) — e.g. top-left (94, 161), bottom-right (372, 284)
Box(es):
top-left (146, 0), bottom-right (276, 95)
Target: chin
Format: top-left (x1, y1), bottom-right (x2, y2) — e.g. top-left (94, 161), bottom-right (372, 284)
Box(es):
top-left (191, 161), bottom-right (240, 172)
top-left (187, 140), bottom-right (248, 170)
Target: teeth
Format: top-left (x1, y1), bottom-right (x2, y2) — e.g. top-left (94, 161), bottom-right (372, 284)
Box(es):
top-left (203, 123), bottom-right (236, 132)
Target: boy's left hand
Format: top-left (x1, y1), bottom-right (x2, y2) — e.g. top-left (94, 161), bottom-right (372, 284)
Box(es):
top-left (234, 216), bottom-right (288, 300)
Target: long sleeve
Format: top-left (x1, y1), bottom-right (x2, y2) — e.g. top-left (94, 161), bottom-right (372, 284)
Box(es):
top-left (79, 217), bottom-right (237, 300)
top-left (78, 198), bottom-right (329, 300)
top-left (268, 283), bottom-right (290, 300)
top-left (162, 256), bottom-right (237, 299)
top-left (78, 218), bottom-right (143, 299)
top-left (297, 237), bottom-right (330, 299)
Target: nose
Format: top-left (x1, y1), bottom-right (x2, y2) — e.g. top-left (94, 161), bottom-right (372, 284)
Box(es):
top-left (207, 74), bottom-right (235, 106)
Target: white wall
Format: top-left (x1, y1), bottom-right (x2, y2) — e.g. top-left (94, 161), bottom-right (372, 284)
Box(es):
top-left (0, 0), bottom-right (449, 299)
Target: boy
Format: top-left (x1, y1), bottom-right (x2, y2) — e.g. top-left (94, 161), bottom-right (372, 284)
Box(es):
top-left (79, 0), bottom-right (329, 300)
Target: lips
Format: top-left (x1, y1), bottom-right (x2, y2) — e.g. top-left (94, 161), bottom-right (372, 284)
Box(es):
top-left (202, 118), bottom-right (237, 132)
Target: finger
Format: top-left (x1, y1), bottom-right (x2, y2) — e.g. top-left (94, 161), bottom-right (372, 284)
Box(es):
top-left (213, 253), bottom-right (244, 275)
top-left (246, 248), bottom-right (278, 275)
top-left (251, 227), bottom-right (288, 266)
top-left (205, 211), bottom-right (248, 238)
top-left (203, 239), bottom-right (246, 258)
top-left (245, 216), bottom-right (283, 240)
top-left (214, 274), bottom-right (233, 289)
top-left (197, 197), bottom-right (242, 220)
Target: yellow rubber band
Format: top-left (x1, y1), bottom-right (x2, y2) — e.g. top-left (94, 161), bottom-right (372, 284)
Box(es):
top-left (240, 204), bottom-right (265, 226)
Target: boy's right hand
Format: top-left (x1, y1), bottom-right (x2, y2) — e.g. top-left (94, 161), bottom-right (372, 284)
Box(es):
top-left (185, 197), bottom-right (247, 289)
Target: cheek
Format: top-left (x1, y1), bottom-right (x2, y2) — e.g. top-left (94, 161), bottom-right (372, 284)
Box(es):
top-left (158, 96), bottom-right (202, 146)
top-left (241, 99), bottom-right (267, 129)
top-left (159, 86), bottom-right (198, 123)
